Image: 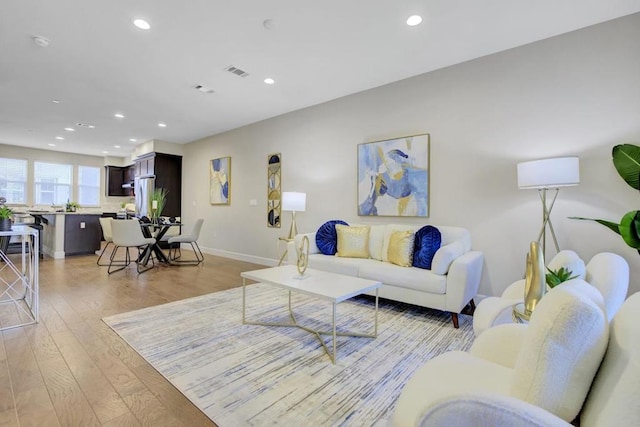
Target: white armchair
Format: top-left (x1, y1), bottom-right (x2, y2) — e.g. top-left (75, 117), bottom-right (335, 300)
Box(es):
top-left (473, 251), bottom-right (628, 336)
top-left (392, 284), bottom-right (640, 427)
top-left (392, 280), bottom-right (610, 426)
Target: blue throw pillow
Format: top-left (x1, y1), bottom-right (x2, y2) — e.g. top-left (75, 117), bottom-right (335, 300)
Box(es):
top-left (316, 220), bottom-right (349, 255)
top-left (413, 225), bottom-right (441, 269)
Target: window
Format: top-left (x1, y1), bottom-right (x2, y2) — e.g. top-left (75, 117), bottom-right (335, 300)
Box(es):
top-left (34, 162), bottom-right (72, 205)
top-left (78, 166), bottom-right (100, 206)
top-left (0, 157), bottom-right (28, 204)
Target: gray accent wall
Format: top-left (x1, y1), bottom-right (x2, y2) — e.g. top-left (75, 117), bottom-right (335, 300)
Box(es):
top-left (183, 13), bottom-right (640, 296)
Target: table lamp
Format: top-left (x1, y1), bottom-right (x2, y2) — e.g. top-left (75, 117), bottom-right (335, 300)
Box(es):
top-left (282, 192), bottom-right (306, 240)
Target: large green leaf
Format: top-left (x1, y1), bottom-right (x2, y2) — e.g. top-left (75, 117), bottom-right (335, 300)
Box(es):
top-left (619, 210), bottom-right (640, 249)
top-left (568, 216), bottom-right (621, 235)
top-left (612, 144), bottom-right (640, 191)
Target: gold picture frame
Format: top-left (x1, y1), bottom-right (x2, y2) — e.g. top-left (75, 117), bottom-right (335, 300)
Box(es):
top-left (267, 153), bottom-right (282, 227)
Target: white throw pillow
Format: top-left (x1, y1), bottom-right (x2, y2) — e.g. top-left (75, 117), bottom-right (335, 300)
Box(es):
top-left (368, 225), bottom-right (386, 261)
top-left (431, 240), bottom-right (465, 275)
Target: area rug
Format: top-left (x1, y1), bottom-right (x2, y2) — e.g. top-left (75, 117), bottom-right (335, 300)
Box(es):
top-left (103, 283), bottom-right (474, 426)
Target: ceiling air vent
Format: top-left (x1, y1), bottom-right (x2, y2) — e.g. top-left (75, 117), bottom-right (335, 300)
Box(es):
top-left (224, 65), bottom-right (250, 78)
top-left (193, 84), bottom-right (215, 94)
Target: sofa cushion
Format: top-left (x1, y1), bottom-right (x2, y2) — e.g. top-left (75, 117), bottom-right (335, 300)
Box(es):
top-left (368, 224), bottom-right (386, 261)
top-left (307, 254), bottom-right (367, 276)
top-left (336, 224), bottom-right (370, 258)
top-left (388, 230), bottom-right (415, 267)
top-left (431, 240), bottom-right (465, 275)
top-left (315, 220), bottom-right (348, 255)
top-left (359, 261), bottom-right (447, 294)
top-left (413, 225), bottom-right (441, 269)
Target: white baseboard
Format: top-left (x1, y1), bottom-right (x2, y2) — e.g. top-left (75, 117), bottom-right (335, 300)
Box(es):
top-left (200, 246), bottom-right (277, 267)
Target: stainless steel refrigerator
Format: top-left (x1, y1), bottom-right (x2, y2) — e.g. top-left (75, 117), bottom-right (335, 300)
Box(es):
top-left (135, 176), bottom-right (155, 218)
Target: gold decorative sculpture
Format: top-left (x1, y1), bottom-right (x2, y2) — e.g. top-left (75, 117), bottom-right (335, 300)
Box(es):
top-left (524, 240), bottom-right (546, 316)
top-left (296, 235), bottom-right (310, 277)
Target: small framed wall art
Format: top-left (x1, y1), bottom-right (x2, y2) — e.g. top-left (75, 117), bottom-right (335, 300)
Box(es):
top-left (357, 133), bottom-right (430, 217)
top-left (267, 153), bottom-right (282, 227)
top-left (210, 156), bottom-right (231, 205)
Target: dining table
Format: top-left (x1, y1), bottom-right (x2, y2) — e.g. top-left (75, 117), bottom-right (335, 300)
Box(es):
top-left (139, 222), bottom-right (182, 265)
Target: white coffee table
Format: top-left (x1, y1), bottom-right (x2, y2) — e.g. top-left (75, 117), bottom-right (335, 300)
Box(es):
top-left (241, 265), bottom-right (381, 364)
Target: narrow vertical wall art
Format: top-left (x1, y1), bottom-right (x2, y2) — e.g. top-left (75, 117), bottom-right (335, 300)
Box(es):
top-left (267, 153), bottom-right (282, 227)
top-left (210, 156), bottom-right (231, 205)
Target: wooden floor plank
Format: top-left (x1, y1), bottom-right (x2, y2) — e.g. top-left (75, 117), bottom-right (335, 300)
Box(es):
top-left (1, 248), bottom-right (261, 426)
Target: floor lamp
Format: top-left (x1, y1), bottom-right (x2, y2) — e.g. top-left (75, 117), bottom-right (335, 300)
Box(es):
top-left (282, 192), bottom-right (306, 240)
top-left (517, 157), bottom-right (580, 259)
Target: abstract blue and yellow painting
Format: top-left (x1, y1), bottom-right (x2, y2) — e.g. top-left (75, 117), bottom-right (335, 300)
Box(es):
top-left (210, 157), bottom-right (230, 205)
top-left (358, 134), bottom-right (429, 217)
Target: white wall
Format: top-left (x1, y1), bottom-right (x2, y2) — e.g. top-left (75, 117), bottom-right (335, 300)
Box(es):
top-left (182, 13), bottom-right (640, 296)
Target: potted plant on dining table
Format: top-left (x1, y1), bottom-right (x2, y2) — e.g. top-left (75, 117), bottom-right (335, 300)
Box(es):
top-left (150, 187), bottom-right (168, 224)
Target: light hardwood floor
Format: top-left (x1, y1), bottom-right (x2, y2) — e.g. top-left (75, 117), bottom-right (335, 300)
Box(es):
top-left (0, 246), bottom-right (263, 426)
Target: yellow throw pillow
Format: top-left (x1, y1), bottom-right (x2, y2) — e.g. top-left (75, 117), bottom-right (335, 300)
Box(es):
top-left (336, 225), bottom-right (370, 258)
top-left (387, 230), bottom-right (415, 267)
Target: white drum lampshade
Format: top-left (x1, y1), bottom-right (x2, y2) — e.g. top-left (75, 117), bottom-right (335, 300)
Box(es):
top-left (282, 192), bottom-right (306, 239)
top-left (517, 157), bottom-right (580, 189)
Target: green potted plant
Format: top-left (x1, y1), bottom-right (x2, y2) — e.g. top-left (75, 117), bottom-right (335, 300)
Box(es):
top-left (546, 266), bottom-right (578, 288)
top-left (571, 143), bottom-right (640, 254)
top-left (0, 205), bottom-right (13, 231)
top-left (150, 187), bottom-right (168, 222)
top-left (66, 201), bottom-right (80, 212)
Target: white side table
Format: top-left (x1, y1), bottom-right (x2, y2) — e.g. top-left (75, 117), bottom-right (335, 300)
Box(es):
top-left (0, 225), bottom-right (39, 330)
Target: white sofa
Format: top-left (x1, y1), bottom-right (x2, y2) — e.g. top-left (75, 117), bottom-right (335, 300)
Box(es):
top-left (287, 224), bottom-right (484, 328)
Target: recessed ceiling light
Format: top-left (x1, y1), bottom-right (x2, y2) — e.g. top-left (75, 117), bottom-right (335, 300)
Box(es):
top-left (264, 78), bottom-right (275, 85)
top-left (114, 113), bottom-right (124, 119)
top-left (52, 99), bottom-right (60, 104)
top-left (48, 143), bottom-right (56, 147)
top-left (134, 19), bottom-right (150, 30)
top-left (64, 127), bottom-right (75, 132)
top-left (158, 123), bottom-right (167, 128)
top-left (55, 136), bottom-right (64, 140)
top-left (102, 151), bottom-right (109, 154)
top-left (114, 145), bottom-right (121, 148)
top-left (129, 138), bottom-right (137, 142)
top-left (406, 15), bottom-right (423, 26)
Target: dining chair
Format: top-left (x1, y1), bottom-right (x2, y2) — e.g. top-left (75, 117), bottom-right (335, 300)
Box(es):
top-left (108, 219), bottom-right (157, 274)
top-left (168, 218), bottom-right (204, 265)
top-left (97, 217), bottom-right (116, 266)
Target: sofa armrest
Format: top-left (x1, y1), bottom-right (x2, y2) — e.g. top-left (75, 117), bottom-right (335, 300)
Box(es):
top-left (444, 250), bottom-right (484, 313)
top-left (470, 323), bottom-right (528, 368)
top-left (472, 296), bottom-right (522, 336)
top-left (502, 279), bottom-right (526, 299)
top-left (399, 393), bottom-right (571, 427)
top-left (286, 232), bottom-right (318, 265)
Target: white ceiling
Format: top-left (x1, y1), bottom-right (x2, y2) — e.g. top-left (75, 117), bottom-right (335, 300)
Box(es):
top-left (1, 1), bottom-right (640, 158)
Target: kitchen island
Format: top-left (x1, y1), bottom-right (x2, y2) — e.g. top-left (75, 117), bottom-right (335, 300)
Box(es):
top-left (31, 212), bottom-right (103, 258)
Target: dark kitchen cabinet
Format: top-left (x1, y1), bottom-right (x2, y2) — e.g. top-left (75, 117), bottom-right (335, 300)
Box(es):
top-left (105, 166), bottom-right (128, 197)
top-left (135, 152), bottom-right (182, 217)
